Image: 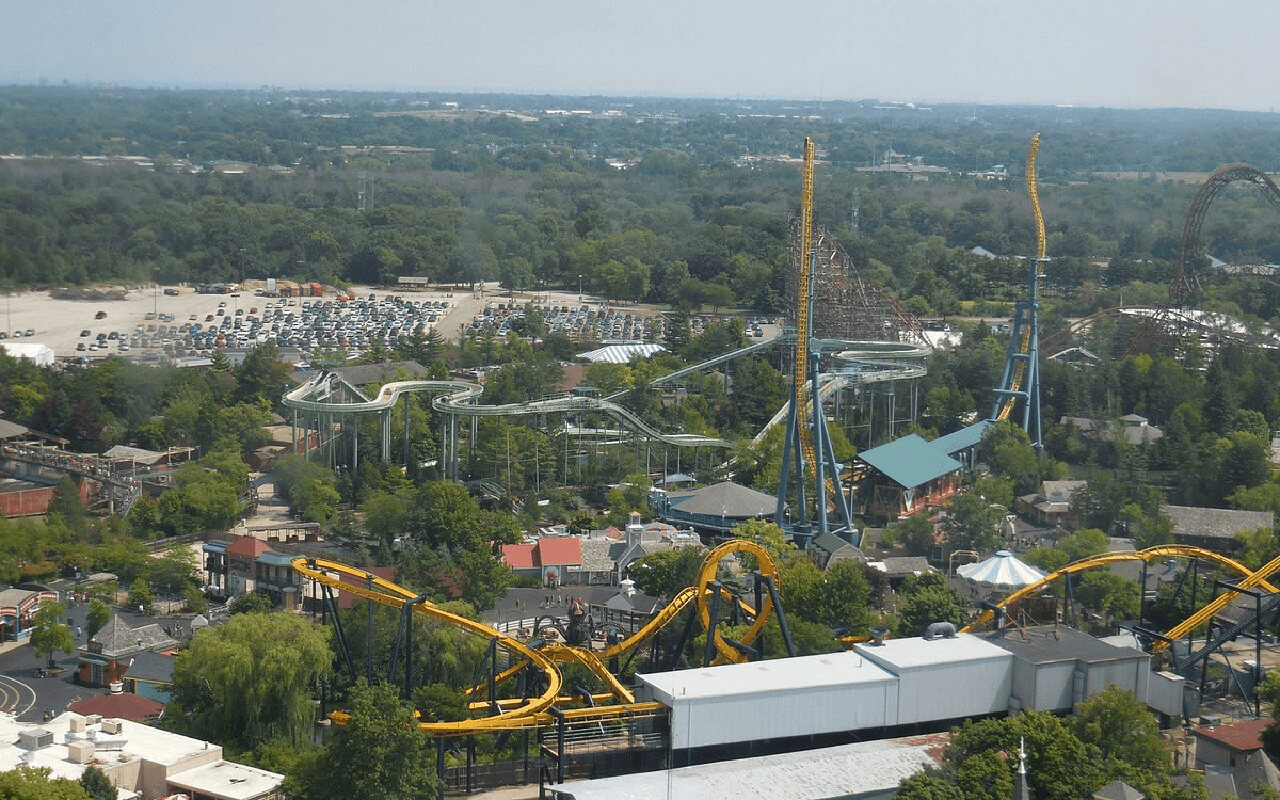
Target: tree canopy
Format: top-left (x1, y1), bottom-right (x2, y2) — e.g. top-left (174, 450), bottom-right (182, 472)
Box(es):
top-left (169, 611), bottom-right (331, 747)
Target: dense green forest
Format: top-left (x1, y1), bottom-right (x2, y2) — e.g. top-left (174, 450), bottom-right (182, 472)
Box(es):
top-left (5, 86), bottom-right (1280, 333)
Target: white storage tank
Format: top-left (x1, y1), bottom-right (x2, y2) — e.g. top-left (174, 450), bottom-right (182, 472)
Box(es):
top-left (637, 650), bottom-right (898, 750)
top-left (854, 632), bottom-right (1015, 725)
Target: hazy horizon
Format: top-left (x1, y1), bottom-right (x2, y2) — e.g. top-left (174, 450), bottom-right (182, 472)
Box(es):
top-left (4, 0), bottom-right (1279, 113)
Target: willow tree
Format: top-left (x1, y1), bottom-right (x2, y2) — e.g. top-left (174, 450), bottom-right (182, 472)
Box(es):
top-left (170, 611), bottom-right (331, 747)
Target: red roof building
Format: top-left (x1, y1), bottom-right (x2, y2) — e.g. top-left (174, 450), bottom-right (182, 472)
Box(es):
top-left (1193, 718), bottom-right (1270, 769)
top-left (226, 535), bottom-right (273, 558)
top-left (499, 539), bottom-right (582, 587)
top-left (69, 690), bottom-right (165, 721)
top-left (535, 538), bottom-right (582, 568)
top-left (501, 544), bottom-right (537, 570)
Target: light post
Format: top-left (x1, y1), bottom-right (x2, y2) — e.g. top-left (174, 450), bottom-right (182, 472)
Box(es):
top-left (578, 274), bottom-right (583, 302)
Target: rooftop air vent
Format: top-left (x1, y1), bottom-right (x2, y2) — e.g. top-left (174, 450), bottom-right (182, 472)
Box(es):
top-left (17, 729), bottom-right (53, 750)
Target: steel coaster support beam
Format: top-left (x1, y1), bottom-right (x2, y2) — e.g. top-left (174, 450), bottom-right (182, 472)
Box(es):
top-left (401, 594), bottom-right (430, 698)
top-left (668, 606), bottom-right (699, 672)
top-left (1139, 562), bottom-right (1148, 628)
top-left (324, 585), bottom-right (356, 682)
top-left (812, 357), bottom-right (857, 540)
top-left (435, 739), bottom-right (446, 800)
top-left (466, 736), bottom-right (475, 794)
top-left (813, 359), bottom-right (829, 537)
top-left (389, 604), bottom-right (405, 685)
top-left (754, 572), bottom-right (766, 660)
top-left (549, 706), bottom-right (566, 784)
top-left (381, 408), bottom-right (391, 462)
top-left (366, 574), bottom-right (375, 684)
top-left (760, 575), bottom-right (795, 657)
top-left (403, 396), bottom-right (412, 468)
top-left (775, 395), bottom-right (797, 524)
top-left (702, 580), bottom-right (723, 668)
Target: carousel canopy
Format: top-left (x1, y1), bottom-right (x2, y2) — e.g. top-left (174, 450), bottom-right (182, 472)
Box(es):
top-left (957, 550), bottom-right (1047, 590)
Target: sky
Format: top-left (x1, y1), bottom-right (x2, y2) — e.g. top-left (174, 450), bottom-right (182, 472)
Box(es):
top-left (2, 0), bottom-right (1278, 111)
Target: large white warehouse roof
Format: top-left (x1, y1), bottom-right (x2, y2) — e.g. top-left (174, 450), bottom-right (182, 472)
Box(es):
top-left (637, 652), bottom-right (899, 749)
top-left (549, 734), bottom-right (947, 800)
top-left (853, 632), bottom-right (1014, 671)
top-left (638, 650), bottom-right (895, 703)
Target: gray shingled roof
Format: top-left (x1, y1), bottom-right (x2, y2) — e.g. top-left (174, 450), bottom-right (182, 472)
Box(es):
top-left (0, 419), bottom-right (29, 439)
top-left (1092, 780), bottom-right (1145, 800)
top-left (122, 650), bottom-right (175, 683)
top-left (667, 481), bottom-right (777, 518)
top-left (1162, 505), bottom-right (1275, 541)
top-left (1040, 480), bottom-right (1087, 503)
top-left (1237, 751), bottom-right (1280, 799)
top-left (578, 539), bottom-right (619, 573)
top-left (811, 533), bottom-right (860, 557)
top-left (88, 615), bottom-right (179, 659)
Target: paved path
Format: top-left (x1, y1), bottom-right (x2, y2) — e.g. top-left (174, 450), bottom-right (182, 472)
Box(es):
top-left (0, 597), bottom-right (105, 722)
top-left (464, 784), bottom-right (540, 800)
top-left (436, 283), bottom-right (495, 343)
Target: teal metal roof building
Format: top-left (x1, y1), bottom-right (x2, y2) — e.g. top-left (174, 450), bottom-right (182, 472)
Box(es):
top-left (858, 435), bottom-right (962, 489)
top-left (930, 420), bottom-right (992, 459)
top-left (855, 435), bottom-right (964, 519)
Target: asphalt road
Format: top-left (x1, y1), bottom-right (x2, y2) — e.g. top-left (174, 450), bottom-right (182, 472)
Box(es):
top-left (0, 603), bottom-right (225, 723)
top-left (0, 613), bottom-right (102, 723)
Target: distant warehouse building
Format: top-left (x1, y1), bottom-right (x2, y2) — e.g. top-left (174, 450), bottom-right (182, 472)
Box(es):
top-left (0, 342), bottom-right (54, 366)
top-left (637, 633), bottom-right (1013, 758)
top-left (631, 628), bottom-right (1184, 766)
top-left (975, 625), bottom-right (1179, 718)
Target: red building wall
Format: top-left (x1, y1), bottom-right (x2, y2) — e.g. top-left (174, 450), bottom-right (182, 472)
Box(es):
top-left (0, 478), bottom-right (98, 518)
top-left (0, 487), bottom-right (55, 517)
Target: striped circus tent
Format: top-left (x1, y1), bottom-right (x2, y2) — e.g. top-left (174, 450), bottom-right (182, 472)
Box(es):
top-left (957, 549), bottom-right (1046, 590)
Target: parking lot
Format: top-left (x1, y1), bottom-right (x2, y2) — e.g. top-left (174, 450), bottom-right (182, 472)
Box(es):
top-left (463, 301), bottom-right (776, 344)
top-left (0, 284), bottom-right (470, 363)
top-left (166, 293), bottom-right (453, 357)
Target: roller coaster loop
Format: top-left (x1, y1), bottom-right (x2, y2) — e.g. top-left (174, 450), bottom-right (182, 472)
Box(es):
top-left (292, 538), bottom-right (781, 736)
top-left (961, 545), bottom-right (1278, 653)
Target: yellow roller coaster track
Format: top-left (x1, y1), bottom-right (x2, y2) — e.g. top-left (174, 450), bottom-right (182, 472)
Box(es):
top-left (795, 136), bottom-right (818, 473)
top-left (961, 545), bottom-right (1278, 648)
top-left (292, 539), bottom-right (780, 736)
top-left (996, 133), bottom-right (1045, 423)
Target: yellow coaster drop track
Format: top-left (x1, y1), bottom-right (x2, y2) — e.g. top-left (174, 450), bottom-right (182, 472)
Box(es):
top-left (292, 538), bottom-right (781, 736)
top-left (962, 544), bottom-right (1278, 653)
top-left (995, 132), bottom-right (1045, 423)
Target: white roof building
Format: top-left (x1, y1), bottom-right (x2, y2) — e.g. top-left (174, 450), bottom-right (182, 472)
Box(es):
top-left (0, 342), bottom-right (55, 366)
top-left (576, 343), bottom-right (667, 364)
top-left (548, 734), bottom-right (947, 800)
top-left (638, 651), bottom-right (897, 749)
top-left (0, 712), bottom-right (283, 800)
